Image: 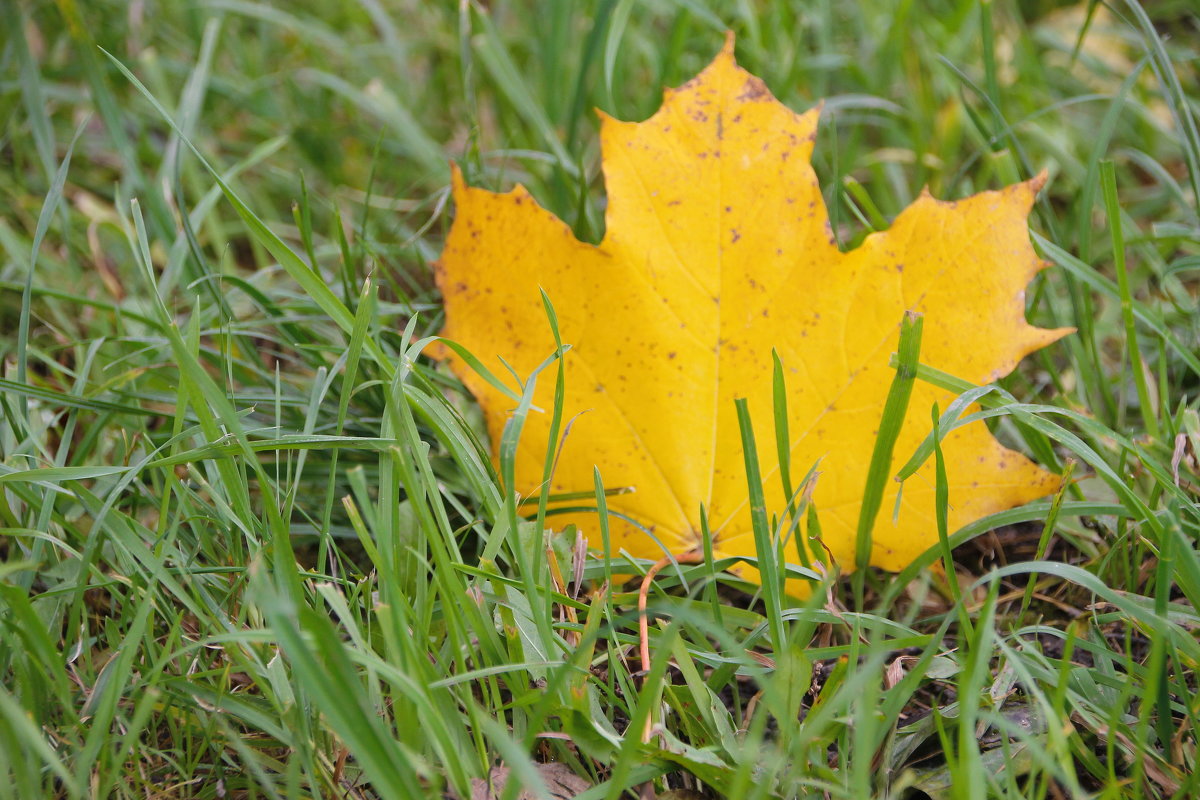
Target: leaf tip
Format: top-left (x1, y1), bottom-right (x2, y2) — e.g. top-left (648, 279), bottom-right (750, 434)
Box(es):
top-left (1028, 168), bottom-right (1049, 194)
top-left (449, 161), bottom-right (468, 195)
top-left (1033, 325), bottom-right (1076, 349)
top-left (721, 29), bottom-right (736, 58)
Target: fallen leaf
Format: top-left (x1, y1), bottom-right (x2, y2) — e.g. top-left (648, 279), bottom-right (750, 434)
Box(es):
top-left (884, 655), bottom-right (906, 690)
top-left (466, 763), bottom-right (590, 800)
top-left (434, 35), bottom-right (1070, 586)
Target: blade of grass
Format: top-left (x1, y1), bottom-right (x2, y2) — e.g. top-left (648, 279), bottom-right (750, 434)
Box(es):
top-left (854, 312), bottom-right (923, 608)
top-left (734, 397), bottom-right (785, 653)
top-left (1101, 159), bottom-right (1158, 437)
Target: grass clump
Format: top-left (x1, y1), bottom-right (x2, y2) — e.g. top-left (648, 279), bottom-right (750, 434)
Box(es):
top-left (2, 1), bottom-right (1199, 798)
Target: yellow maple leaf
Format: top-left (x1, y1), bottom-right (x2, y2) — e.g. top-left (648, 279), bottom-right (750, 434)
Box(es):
top-left (433, 38), bottom-right (1071, 585)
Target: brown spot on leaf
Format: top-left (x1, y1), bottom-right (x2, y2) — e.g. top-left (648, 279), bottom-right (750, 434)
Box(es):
top-left (738, 76), bottom-right (769, 101)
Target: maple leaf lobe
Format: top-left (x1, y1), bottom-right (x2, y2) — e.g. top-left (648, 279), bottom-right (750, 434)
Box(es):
top-left (433, 37), bottom-right (1071, 586)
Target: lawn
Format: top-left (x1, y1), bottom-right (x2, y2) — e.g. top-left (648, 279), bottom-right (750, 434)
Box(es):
top-left (2, 1), bottom-right (1199, 798)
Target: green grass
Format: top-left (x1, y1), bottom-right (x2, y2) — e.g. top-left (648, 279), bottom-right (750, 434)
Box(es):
top-left (2, 0), bottom-right (1199, 797)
